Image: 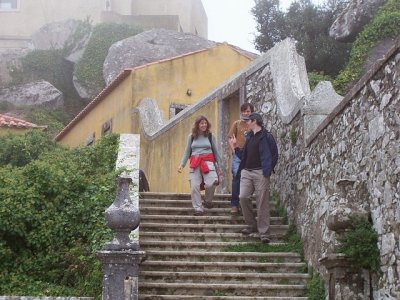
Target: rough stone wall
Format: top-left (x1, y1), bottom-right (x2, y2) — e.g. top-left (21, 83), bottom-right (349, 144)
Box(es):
top-left (245, 44), bottom-right (399, 298)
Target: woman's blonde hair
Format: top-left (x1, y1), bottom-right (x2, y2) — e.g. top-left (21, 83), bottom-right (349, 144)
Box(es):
top-left (191, 115), bottom-right (211, 139)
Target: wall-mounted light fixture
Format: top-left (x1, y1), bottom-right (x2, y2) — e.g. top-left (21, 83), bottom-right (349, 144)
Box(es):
top-left (186, 88), bottom-right (192, 96)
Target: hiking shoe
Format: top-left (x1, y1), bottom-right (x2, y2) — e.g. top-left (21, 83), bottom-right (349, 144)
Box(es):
top-left (260, 235), bottom-right (271, 243)
top-left (230, 206), bottom-right (239, 215)
top-left (241, 227), bottom-right (257, 235)
top-left (204, 202), bottom-right (214, 209)
top-left (193, 210), bottom-right (204, 216)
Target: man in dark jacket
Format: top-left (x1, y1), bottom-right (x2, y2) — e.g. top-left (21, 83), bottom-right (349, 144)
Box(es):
top-left (228, 112), bottom-right (272, 243)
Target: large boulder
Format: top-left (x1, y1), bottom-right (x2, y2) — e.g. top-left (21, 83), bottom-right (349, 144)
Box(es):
top-left (31, 19), bottom-right (89, 54)
top-left (329, 0), bottom-right (385, 42)
top-left (0, 47), bottom-right (32, 87)
top-left (103, 28), bottom-right (217, 85)
top-left (0, 80), bottom-right (64, 109)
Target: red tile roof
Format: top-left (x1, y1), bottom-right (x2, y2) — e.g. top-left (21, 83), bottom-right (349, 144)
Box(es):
top-left (0, 114), bottom-right (47, 129)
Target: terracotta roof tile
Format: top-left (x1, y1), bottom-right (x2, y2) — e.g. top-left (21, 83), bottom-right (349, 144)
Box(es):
top-left (0, 114), bottom-right (46, 129)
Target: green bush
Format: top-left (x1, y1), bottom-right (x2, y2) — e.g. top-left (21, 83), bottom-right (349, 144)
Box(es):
top-left (0, 132), bottom-right (119, 298)
top-left (308, 72), bottom-right (333, 91)
top-left (337, 215), bottom-right (380, 272)
top-left (0, 131), bottom-right (57, 167)
top-left (74, 23), bottom-right (142, 95)
top-left (305, 270), bottom-right (326, 300)
top-left (25, 109), bottom-right (69, 137)
top-left (334, 0), bottom-right (400, 94)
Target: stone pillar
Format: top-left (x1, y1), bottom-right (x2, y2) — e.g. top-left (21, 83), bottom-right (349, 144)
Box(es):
top-left (319, 177), bottom-right (372, 299)
top-left (320, 254), bottom-right (371, 300)
top-left (97, 177), bottom-right (145, 300)
top-left (97, 250), bottom-right (145, 300)
top-left (97, 134), bottom-right (145, 300)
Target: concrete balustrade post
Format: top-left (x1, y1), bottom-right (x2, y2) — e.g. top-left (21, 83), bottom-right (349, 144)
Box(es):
top-left (97, 134), bottom-right (145, 300)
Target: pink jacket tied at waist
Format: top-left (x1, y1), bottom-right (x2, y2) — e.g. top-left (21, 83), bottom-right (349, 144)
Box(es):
top-left (189, 153), bottom-right (216, 174)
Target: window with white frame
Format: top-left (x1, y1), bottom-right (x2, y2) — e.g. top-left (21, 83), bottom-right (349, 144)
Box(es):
top-left (0, 0), bottom-right (19, 11)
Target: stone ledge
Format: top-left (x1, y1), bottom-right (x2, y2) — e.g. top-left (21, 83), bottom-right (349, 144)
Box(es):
top-left (306, 36), bottom-right (400, 146)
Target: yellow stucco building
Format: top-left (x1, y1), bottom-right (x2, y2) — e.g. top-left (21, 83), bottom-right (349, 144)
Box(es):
top-left (55, 43), bottom-right (254, 193)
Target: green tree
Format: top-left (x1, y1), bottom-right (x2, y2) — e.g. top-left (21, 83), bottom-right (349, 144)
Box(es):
top-left (252, 0), bottom-right (352, 76)
top-left (252, 0), bottom-right (286, 51)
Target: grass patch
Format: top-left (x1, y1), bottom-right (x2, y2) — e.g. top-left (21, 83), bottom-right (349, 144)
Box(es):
top-left (224, 223), bottom-right (303, 255)
top-left (305, 270), bottom-right (326, 300)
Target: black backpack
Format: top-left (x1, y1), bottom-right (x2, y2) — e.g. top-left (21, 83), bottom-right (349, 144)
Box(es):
top-left (265, 130), bottom-right (279, 173)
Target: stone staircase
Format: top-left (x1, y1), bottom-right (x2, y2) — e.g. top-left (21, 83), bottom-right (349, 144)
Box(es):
top-left (138, 192), bottom-right (309, 300)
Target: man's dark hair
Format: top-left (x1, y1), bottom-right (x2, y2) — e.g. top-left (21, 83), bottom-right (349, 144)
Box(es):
top-left (240, 103), bottom-right (254, 112)
top-left (248, 112), bottom-right (263, 126)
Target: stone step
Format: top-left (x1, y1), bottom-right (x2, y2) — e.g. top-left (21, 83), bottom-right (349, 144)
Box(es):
top-left (139, 198), bottom-right (277, 210)
top-left (139, 206), bottom-right (278, 216)
top-left (141, 214), bottom-right (285, 225)
top-left (140, 240), bottom-right (290, 251)
top-left (143, 250), bottom-right (303, 263)
top-left (138, 192), bottom-right (306, 299)
top-left (139, 231), bottom-right (284, 242)
top-left (138, 282), bottom-right (306, 297)
top-left (139, 270), bottom-right (310, 284)
top-left (139, 295), bottom-right (308, 300)
top-left (140, 192), bottom-right (232, 200)
top-left (140, 260), bottom-right (306, 273)
top-left (139, 223), bottom-right (288, 234)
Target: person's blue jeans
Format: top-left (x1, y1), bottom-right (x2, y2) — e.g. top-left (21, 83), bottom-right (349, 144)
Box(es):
top-left (231, 153), bottom-right (241, 207)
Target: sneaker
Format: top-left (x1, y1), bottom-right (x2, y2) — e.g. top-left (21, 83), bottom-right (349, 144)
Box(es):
top-left (204, 202), bottom-right (214, 209)
top-left (260, 235), bottom-right (271, 243)
top-left (241, 227), bottom-right (257, 235)
top-left (193, 210), bottom-right (204, 216)
top-left (230, 206), bottom-right (239, 215)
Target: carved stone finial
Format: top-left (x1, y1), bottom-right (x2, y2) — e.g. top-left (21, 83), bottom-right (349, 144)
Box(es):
top-left (104, 176), bottom-right (140, 250)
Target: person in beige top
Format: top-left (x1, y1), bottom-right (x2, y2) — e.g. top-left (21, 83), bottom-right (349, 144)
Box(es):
top-left (227, 103), bottom-right (254, 214)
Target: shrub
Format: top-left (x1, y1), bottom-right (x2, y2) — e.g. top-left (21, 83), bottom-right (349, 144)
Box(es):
top-left (337, 215), bottom-right (380, 272)
top-left (0, 130), bottom-right (57, 167)
top-left (0, 133), bottom-right (119, 298)
top-left (305, 270), bottom-right (326, 300)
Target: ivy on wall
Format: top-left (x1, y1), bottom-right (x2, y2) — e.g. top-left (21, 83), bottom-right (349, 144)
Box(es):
top-left (74, 23), bottom-right (142, 94)
top-left (333, 0), bottom-right (400, 94)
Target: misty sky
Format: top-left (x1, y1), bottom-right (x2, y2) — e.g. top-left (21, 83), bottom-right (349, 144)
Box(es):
top-left (202, 0), bottom-right (325, 54)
